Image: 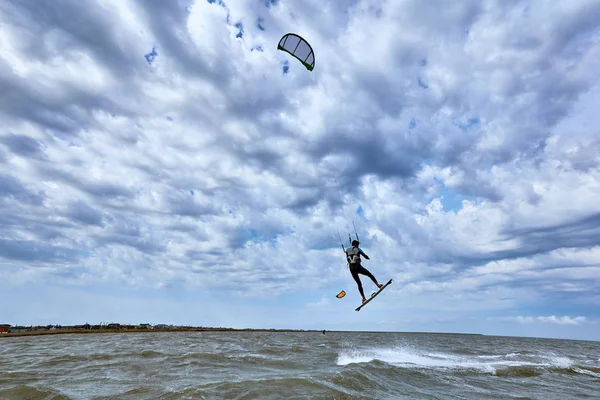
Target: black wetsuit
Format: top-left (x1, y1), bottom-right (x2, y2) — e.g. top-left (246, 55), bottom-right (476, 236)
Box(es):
top-left (349, 263), bottom-right (378, 298)
top-left (346, 246), bottom-right (378, 298)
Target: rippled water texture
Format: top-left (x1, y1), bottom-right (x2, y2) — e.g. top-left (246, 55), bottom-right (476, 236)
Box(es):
top-left (1, 331), bottom-right (599, 399)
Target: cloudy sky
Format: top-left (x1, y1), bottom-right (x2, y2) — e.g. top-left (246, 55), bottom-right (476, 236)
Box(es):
top-left (1, 0), bottom-right (599, 341)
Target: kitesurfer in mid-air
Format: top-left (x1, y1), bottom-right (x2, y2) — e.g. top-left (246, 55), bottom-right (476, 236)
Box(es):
top-left (345, 240), bottom-right (383, 303)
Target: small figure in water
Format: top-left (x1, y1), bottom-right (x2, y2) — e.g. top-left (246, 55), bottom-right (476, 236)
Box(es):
top-left (345, 240), bottom-right (383, 303)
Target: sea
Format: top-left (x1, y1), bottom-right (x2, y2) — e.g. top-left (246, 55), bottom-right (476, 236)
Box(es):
top-left (1, 331), bottom-right (599, 399)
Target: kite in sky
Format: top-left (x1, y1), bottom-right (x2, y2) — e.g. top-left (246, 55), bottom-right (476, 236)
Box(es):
top-left (277, 33), bottom-right (315, 71)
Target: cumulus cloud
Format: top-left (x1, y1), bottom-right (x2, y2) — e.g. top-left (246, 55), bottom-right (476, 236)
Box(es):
top-left (1, 0), bottom-right (599, 339)
top-left (511, 316), bottom-right (588, 326)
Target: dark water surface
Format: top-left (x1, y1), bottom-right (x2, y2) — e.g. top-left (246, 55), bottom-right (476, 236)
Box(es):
top-left (1, 331), bottom-right (599, 399)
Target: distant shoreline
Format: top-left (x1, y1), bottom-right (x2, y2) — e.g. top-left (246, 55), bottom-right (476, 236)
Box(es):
top-left (0, 328), bottom-right (488, 338)
top-left (0, 328), bottom-right (325, 338)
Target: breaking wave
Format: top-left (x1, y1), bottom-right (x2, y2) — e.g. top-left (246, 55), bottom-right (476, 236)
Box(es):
top-left (335, 344), bottom-right (598, 377)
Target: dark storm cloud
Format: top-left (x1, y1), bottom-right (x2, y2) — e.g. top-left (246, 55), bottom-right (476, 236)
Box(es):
top-left (501, 212), bottom-right (600, 255)
top-left (39, 166), bottom-right (134, 200)
top-left (97, 233), bottom-right (167, 254)
top-left (65, 199), bottom-right (105, 227)
top-left (167, 221), bottom-right (209, 235)
top-left (0, 204), bottom-right (78, 243)
top-left (308, 128), bottom-right (433, 199)
top-left (91, 216), bottom-right (167, 255)
top-left (0, 238), bottom-right (83, 263)
top-left (6, 0), bottom-right (143, 77)
top-left (427, 212), bottom-right (600, 270)
top-left (0, 173), bottom-right (44, 205)
top-left (229, 145), bottom-right (285, 177)
top-left (185, 248), bottom-right (227, 262)
top-left (0, 74), bottom-right (117, 138)
top-left (449, 173), bottom-right (504, 203)
top-left (0, 134), bottom-right (46, 158)
top-left (544, 1), bottom-right (600, 58)
top-left (562, 139), bottom-right (600, 172)
top-left (0, 0), bottom-right (180, 152)
top-left (166, 191), bottom-right (220, 218)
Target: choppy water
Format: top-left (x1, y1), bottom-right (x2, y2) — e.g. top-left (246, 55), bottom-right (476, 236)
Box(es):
top-left (1, 331), bottom-right (599, 399)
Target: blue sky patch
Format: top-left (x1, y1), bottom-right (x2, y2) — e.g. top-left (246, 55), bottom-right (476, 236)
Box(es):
top-left (144, 47), bottom-right (158, 65)
top-left (409, 118), bottom-right (417, 129)
top-left (234, 22), bottom-right (243, 38)
top-left (453, 117), bottom-right (480, 131)
top-left (356, 205), bottom-right (364, 218)
top-left (434, 178), bottom-right (468, 212)
top-left (269, 234), bottom-right (278, 248)
top-left (418, 77), bottom-right (429, 89)
top-left (248, 229), bottom-right (261, 243)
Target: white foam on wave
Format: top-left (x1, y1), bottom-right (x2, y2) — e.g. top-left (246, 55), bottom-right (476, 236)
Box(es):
top-left (337, 346), bottom-right (493, 373)
top-left (547, 356), bottom-right (572, 369)
top-left (572, 367), bottom-right (600, 378)
top-left (336, 345), bottom-right (574, 375)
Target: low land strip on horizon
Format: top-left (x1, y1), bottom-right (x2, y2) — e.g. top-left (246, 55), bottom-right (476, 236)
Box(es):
top-left (0, 324), bottom-right (329, 338)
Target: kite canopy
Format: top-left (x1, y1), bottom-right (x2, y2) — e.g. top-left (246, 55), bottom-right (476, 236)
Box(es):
top-left (277, 33), bottom-right (315, 71)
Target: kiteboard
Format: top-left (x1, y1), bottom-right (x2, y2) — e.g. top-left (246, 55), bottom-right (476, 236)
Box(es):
top-left (355, 279), bottom-right (392, 312)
